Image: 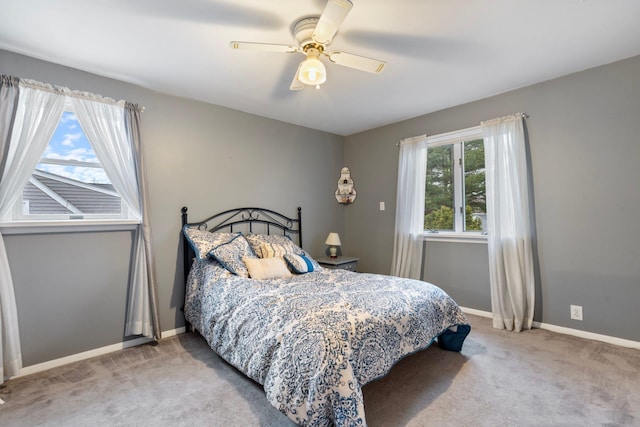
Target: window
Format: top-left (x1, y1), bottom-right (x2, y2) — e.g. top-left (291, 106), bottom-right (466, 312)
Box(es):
top-left (424, 127), bottom-right (486, 234)
top-left (12, 108), bottom-right (130, 221)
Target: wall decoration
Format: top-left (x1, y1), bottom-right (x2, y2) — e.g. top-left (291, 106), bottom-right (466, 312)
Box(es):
top-left (335, 167), bottom-right (356, 204)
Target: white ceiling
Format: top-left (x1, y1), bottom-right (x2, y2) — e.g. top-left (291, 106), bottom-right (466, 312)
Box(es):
top-left (1, 0), bottom-right (639, 136)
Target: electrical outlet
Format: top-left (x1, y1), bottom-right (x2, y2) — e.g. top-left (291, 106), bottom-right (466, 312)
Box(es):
top-left (570, 305), bottom-right (583, 321)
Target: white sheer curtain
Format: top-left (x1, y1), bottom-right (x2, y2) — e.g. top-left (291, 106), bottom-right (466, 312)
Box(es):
top-left (0, 87), bottom-right (66, 219)
top-left (0, 85), bottom-right (65, 382)
top-left (70, 97), bottom-right (158, 339)
top-left (483, 114), bottom-right (534, 332)
top-left (391, 135), bottom-right (428, 279)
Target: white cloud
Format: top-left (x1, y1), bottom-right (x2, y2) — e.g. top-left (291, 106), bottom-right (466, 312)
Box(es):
top-left (39, 164), bottom-right (110, 184)
top-left (42, 147), bottom-right (97, 163)
top-left (62, 132), bottom-right (83, 147)
top-left (77, 168), bottom-right (109, 184)
top-left (68, 148), bottom-right (93, 161)
top-left (60, 113), bottom-right (77, 124)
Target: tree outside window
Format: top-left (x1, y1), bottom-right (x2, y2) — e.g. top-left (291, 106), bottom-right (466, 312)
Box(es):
top-left (425, 139), bottom-right (486, 233)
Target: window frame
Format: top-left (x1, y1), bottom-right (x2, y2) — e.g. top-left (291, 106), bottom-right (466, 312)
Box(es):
top-left (0, 101), bottom-right (139, 233)
top-left (423, 125), bottom-right (487, 243)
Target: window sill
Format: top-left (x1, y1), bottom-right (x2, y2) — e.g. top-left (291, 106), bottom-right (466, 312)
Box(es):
top-left (421, 232), bottom-right (487, 244)
top-left (0, 220), bottom-right (140, 235)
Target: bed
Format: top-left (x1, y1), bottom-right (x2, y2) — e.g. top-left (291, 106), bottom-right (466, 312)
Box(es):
top-left (181, 206), bottom-right (471, 427)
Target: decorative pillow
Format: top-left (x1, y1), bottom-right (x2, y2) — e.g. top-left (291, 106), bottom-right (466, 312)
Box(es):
top-left (245, 234), bottom-right (304, 258)
top-left (183, 225), bottom-right (239, 260)
top-left (244, 257), bottom-right (293, 280)
top-left (208, 235), bottom-right (257, 277)
top-left (284, 254), bottom-right (318, 274)
top-left (257, 242), bottom-right (293, 258)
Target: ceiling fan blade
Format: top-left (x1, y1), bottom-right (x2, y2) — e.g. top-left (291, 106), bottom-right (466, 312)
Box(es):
top-left (290, 63), bottom-right (305, 90)
top-left (327, 51), bottom-right (386, 74)
top-left (312, 0), bottom-right (353, 45)
top-left (229, 41), bottom-right (299, 54)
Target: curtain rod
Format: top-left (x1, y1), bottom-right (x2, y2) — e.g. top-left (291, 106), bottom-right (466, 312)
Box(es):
top-left (17, 77), bottom-right (145, 112)
top-left (396, 112), bottom-right (528, 146)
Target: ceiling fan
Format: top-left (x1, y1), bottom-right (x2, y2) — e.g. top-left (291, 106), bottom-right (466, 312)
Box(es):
top-left (229, 0), bottom-right (386, 90)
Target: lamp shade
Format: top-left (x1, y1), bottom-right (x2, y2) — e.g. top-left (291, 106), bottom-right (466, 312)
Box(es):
top-left (298, 54), bottom-right (327, 86)
top-left (325, 232), bottom-right (341, 246)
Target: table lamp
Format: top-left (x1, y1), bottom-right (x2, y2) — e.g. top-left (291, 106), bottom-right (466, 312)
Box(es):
top-left (325, 232), bottom-right (341, 258)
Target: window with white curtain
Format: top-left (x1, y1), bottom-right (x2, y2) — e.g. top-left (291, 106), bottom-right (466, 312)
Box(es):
top-left (424, 126), bottom-right (486, 236)
top-left (9, 100), bottom-right (134, 223)
top-left (0, 76), bottom-right (160, 351)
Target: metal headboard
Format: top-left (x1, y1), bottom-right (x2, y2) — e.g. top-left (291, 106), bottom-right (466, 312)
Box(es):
top-left (181, 206), bottom-right (302, 283)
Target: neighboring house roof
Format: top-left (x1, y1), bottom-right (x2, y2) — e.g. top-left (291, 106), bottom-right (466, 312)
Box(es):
top-left (24, 170), bottom-right (121, 215)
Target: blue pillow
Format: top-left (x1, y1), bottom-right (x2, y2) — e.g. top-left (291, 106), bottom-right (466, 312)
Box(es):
top-left (284, 253), bottom-right (317, 274)
top-left (208, 235), bottom-right (257, 277)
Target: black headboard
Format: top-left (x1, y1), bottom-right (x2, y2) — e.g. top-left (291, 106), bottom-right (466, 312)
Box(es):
top-left (181, 206), bottom-right (302, 283)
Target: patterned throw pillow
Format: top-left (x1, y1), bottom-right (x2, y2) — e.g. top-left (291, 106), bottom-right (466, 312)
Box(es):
top-left (208, 235), bottom-right (257, 277)
top-left (243, 257), bottom-right (293, 280)
top-left (284, 254), bottom-right (318, 274)
top-left (183, 226), bottom-right (239, 260)
top-left (245, 234), bottom-right (304, 258)
top-left (257, 242), bottom-right (292, 258)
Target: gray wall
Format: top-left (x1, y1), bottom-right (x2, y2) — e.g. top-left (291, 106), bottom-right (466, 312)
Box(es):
top-left (3, 47), bottom-right (639, 368)
top-left (0, 49), bottom-right (345, 366)
top-left (344, 55), bottom-right (640, 341)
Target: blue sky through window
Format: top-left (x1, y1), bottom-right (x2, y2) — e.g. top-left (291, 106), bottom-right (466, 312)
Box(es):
top-left (38, 111), bottom-right (111, 184)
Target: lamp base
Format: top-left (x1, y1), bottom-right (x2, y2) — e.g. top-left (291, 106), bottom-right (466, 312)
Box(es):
top-left (329, 247), bottom-right (338, 258)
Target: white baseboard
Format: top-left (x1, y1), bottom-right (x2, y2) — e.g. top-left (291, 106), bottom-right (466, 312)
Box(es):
top-left (531, 321), bottom-right (640, 349)
top-left (162, 326), bottom-right (186, 339)
top-left (460, 306), bottom-right (640, 349)
top-left (460, 307), bottom-right (493, 319)
top-left (14, 326), bottom-right (187, 379)
top-left (13, 310), bottom-right (640, 381)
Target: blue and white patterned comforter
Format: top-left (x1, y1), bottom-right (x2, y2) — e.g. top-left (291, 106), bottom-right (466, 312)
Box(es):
top-left (185, 259), bottom-right (470, 426)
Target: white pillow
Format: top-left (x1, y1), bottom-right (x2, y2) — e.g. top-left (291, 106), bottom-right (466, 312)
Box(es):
top-left (243, 257), bottom-right (293, 280)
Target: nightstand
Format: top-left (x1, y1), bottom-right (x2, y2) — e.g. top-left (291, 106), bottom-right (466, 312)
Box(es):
top-left (316, 256), bottom-right (359, 272)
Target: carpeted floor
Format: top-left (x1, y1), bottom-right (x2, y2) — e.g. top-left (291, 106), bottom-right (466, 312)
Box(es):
top-left (1, 314), bottom-right (639, 426)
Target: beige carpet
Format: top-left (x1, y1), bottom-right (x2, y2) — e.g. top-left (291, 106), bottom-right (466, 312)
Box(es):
top-left (1, 314), bottom-right (638, 426)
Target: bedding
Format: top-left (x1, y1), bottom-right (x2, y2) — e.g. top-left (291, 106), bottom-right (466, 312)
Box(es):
top-left (185, 258), bottom-right (471, 427)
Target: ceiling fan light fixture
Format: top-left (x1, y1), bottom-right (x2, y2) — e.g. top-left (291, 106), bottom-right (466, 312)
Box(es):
top-left (229, 0), bottom-right (385, 92)
top-left (298, 50), bottom-right (327, 86)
